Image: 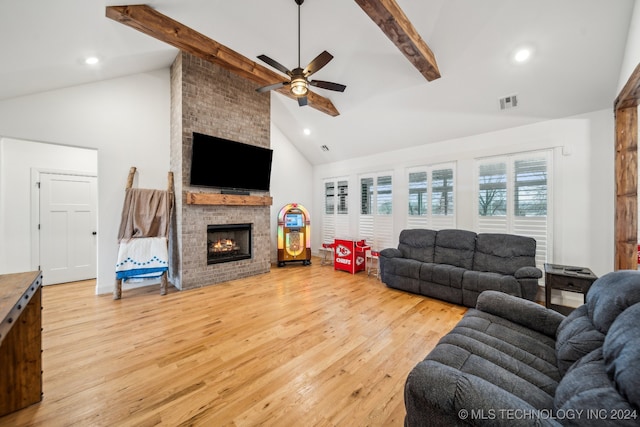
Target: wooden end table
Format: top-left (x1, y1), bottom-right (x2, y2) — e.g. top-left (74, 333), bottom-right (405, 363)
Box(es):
top-left (544, 263), bottom-right (597, 315)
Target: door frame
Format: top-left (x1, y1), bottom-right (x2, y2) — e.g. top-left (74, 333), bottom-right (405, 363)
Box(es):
top-left (30, 168), bottom-right (98, 273)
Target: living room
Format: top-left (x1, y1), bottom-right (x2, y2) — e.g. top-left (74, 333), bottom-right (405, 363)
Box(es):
top-left (0, 1), bottom-right (637, 293)
top-left (0, 0), bottom-right (640, 424)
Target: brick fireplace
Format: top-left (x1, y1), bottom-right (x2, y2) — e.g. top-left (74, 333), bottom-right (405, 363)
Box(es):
top-left (169, 52), bottom-right (271, 290)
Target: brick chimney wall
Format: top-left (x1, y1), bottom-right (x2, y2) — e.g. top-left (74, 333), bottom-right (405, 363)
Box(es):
top-left (169, 51), bottom-right (271, 290)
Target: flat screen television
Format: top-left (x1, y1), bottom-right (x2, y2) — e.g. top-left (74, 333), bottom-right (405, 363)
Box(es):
top-left (190, 132), bottom-right (273, 192)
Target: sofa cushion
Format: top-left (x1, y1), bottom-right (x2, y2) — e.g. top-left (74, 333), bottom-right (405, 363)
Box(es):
top-left (555, 305), bottom-right (605, 376)
top-left (473, 233), bottom-right (537, 275)
top-left (587, 270), bottom-right (640, 334)
top-left (420, 263), bottom-right (465, 288)
top-left (383, 257), bottom-right (422, 279)
top-left (554, 348), bottom-right (638, 427)
top-left (398, 229), bottom-right (437, 263)
top-left (434, 229), bottom-right (476, 269)
top-left (603, 302), bottom-right (640, 409)
top-left (463, 271), bottom-right (521, 297)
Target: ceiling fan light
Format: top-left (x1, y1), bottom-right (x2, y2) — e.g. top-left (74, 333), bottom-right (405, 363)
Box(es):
top-left (290, 78), bottom-right (308, 96)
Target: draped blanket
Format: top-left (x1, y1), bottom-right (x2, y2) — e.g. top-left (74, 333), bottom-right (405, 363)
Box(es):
top-left (116, 237), bottom-right (168, 280)
top-left (116, 188), bottom-right (173, 281)
top-left (117, 188), bottom-right (173, 240)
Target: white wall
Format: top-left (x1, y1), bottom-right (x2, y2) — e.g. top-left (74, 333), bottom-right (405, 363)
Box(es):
top-left (0, 138), bottom-right (97, 274)
top-left (313, 109), bottom-right (615, 277)
top-left (269, 124), bottom-right (314, 262)
top-left (0, 70), bottom-right (171, 294)
top-left (618, 0), bottom-right (640, 91)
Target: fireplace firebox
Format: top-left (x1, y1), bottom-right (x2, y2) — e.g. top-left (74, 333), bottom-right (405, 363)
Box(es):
top-left (207, 223), bottom-right (252, 264)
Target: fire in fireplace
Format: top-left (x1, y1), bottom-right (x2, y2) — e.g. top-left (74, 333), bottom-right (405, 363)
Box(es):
top-left (207, 223), bottom-right (252, 264)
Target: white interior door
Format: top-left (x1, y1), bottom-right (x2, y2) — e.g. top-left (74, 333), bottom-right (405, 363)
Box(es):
top-left (40, 173), bottom-right (97, 285)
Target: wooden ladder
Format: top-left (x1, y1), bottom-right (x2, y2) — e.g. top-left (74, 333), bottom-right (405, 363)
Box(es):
top-left (114, 167), bottom-right (174, 300)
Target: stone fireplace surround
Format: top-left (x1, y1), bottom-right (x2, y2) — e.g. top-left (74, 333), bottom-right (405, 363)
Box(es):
top-left (169, 51), bottom-right (272, 290)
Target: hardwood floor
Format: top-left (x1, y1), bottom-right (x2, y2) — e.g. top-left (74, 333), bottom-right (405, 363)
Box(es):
top-left (0, 259), bottom-right (467, 426)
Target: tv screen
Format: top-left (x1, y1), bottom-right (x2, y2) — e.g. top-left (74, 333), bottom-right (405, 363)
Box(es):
top-left (190, 132), bottom-right (273, 191)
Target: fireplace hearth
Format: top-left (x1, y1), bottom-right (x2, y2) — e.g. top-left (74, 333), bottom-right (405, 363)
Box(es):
top-left (207, 223), bottom-right (252, 264)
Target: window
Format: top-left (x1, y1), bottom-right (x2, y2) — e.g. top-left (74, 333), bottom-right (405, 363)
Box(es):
top-left (359, 173), bottom-right (393, 250)
top-left (408, 172), bottom-right (428, 215)
top-left (325, 182), bottom-right (335, 215)
top-left (431, 168), bottom-right (454, 216)
top-left (376, 175), bottom-right (393, 215)
top-left (476, 151), bottom-right (552, 271)
top-left (407, 164), bottom-right (456, 230)
top-left (322, 178), bottom-right (349, 243)
top-left (361, 177), bottom-right (374, 215)
top-left (514, 158), bottom-right (547, 216)
top-left (478, 162), bottom-right (507, 216)
top-left (337, 180), bottom-right (348, 214)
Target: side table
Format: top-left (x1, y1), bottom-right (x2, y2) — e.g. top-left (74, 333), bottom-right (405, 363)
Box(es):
top-left (544, 263), bottom-right (597, 315)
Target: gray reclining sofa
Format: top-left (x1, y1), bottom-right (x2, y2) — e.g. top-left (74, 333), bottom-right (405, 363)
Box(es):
top-left (379, 229), bottom-right (542, 307)
top-left (404, 270), bottom-right (640, 426)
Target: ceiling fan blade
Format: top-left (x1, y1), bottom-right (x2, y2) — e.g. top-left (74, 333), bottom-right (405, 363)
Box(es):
top-left (297, 96), bottom-right (308, 107)
top-left (256, 81), bottom-right (288, 93)
top-left (309, 80), bottom-right (347, 93)
top-left (257, 55), bottom-right (291, 76)
top-left (303, 51), bottom-right (333, 77)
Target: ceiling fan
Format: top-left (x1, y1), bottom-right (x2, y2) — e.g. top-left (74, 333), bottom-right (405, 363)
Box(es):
top-left (256, 0), bottom-right (346, 107)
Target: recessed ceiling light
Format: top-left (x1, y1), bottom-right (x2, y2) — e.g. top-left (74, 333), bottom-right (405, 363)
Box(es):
top-left (85, 56), bottom-right (100, 65)
top-left (303, 128), bottom-right (311, 136)
top-left (513, 48), bottom-right (532, 63)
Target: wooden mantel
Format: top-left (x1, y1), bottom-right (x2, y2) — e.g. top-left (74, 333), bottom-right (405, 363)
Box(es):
top-left (186, 192), bottom-right (272, 206)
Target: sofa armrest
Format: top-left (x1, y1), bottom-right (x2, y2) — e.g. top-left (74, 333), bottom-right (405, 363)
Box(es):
top-left (379, 247), bottom-right (402, 258)
top-left (405, 360), bottom-right (563, 427)
top-left (514, 266), bottom-right (542, 279)
top-left (476, 290), bottom-right (565, 338)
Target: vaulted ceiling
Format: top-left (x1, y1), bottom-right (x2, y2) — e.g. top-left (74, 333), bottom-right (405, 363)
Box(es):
top-left (0, 0), bottom-right (634, 165)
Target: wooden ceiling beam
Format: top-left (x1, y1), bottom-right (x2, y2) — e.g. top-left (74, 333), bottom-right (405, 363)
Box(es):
top-left (105, 5), bottom-right (340, 116)
top-left (354, 0), bottom-right (440, 81)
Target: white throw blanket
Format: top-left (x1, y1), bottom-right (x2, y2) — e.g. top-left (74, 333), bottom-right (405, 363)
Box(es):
top-left (116, 237), bottom-right (168, 281)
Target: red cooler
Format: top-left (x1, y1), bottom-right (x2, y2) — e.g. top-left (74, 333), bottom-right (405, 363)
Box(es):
top-left (334, 239), bottom-right (370, 274)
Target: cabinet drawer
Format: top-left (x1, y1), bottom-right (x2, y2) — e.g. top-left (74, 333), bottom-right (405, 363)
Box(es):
top-left (546, 274), bottom-right (593, 293)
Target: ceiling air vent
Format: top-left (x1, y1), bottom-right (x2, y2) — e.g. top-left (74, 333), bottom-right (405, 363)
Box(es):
top-left (499, 94), bottom-right (518, 110)
top-left (321, 145), bottom-right (330, 152)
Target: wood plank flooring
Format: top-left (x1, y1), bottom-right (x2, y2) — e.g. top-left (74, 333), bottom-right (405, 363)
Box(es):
top-left (0, 258), bottom-right (467, 426)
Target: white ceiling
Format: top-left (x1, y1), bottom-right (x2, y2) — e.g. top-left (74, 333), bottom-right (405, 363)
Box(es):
top-left (0, 0), bottom-right (634, 165)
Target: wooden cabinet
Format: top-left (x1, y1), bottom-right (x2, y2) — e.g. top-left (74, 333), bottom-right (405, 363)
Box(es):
top-left (0, 271), bottom-right (43, 416)
top-left (544, 264), bottom-right (597, 315)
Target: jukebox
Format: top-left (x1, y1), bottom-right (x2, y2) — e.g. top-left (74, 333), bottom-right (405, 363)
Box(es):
top-left (277, 203), bottom-right (312, 267)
